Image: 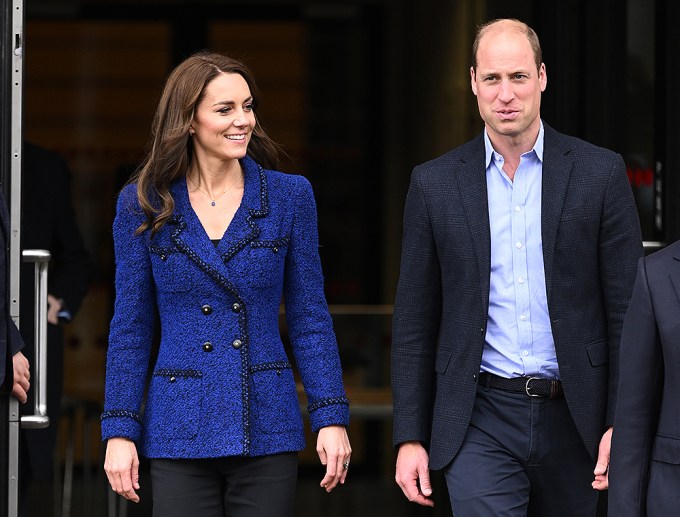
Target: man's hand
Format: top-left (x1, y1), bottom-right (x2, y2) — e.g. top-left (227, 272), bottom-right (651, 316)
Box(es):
top-left (12, 351), bottom-right (30, 403)
top-left (395, 441), bottom-right (434, 507)
top-left (592, 427), bottom-right (612, 490)
top-left (47, 294), bottom-right (62, 325)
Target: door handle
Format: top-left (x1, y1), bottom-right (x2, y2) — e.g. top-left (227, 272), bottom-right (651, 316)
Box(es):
top-left (20, 249), bottom-right (51, 429)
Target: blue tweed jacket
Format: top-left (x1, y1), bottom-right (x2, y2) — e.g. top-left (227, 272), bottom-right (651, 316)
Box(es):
top-left (101, 156), bottom-right (349, 458)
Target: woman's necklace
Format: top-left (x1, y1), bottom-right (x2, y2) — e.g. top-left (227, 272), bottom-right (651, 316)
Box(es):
top-left (188, 172), bottom-right (242, 206)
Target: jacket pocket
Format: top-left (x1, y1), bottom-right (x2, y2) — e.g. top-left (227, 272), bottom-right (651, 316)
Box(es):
top-left (149, 245), bottom-right (193, 292)
top-left (435, 351), bottom-right (452, 374)
top-left (651, 435), bottom-right (680, 465)
top-left (144, 368), bottom-right (203, 440)
top-left (250, 363), bottom-right (302, 434)
top-left (585, 339), bottom-right (608, 367)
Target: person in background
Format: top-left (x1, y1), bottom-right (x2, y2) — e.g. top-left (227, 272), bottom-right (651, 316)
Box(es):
top-left (391, 18), bottom-right (642, 515)
top-left (608, 239), bottom-right (680, 516)
top-left (19, 142), bottom-right (93, 516)
top-left (0, 190), bottom-right (30, 403)
top-left (102, 51), bottom-right (351, 517)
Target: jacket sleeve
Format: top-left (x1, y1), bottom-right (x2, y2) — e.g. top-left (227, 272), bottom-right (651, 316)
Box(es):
top-left (282, 176), bottom-right (349, 432)
top-left (608, 257), bottom-right (662, 516)
top-left (391, 167), bottom-right (441, 447)
top-left (100, 185), bottom-right (156, 442)
top-left (598, 153), bottom-right (644, 426)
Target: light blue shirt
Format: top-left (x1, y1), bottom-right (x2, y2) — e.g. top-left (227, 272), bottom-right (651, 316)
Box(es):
top-left (481, 123), bottom-right (559, 379)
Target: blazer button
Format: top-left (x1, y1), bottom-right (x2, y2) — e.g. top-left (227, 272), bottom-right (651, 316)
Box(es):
top-left (272, 247), bottom-right (279, 253)
top-left (231, 302), bottom-right (241, 313)
top-left (202, 342), bottom-right (214, 352)
top-left (232, 339), bottom-right (242, 349)
top-left (169, 376), bottom-right (176, 382)
top-left (201, 304), bottom-right (213, 315)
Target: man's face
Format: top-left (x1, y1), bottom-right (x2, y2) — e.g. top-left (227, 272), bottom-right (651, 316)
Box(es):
top-left (470, 28), bottom-right (547, 143)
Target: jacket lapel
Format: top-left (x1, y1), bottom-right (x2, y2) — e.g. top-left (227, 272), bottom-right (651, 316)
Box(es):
top-left (671, 250), bottom-right (680, 305)
top-left (457, 135), bottom-right (491, 310)
top-left (541, 124), bottom-right (574, 301)
top-left (216, 157), bottom-right (268, 262)
top-left (169, 156), bottom-right (269, 286)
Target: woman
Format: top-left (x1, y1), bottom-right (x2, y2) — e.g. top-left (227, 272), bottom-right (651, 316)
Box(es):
top-left (102, 51), bottom-right (351, 516)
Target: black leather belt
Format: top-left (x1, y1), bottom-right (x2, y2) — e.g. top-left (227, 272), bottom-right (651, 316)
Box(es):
top-left (478, 372), bottom-right (563, 399)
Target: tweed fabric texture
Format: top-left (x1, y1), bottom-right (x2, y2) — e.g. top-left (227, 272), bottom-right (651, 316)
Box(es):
top-left (102, 156), bottom-right (349, 458)
top-left (391, 123), bottom-right (643, 470)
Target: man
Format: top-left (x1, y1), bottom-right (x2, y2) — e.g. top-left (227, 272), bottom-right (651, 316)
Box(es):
top-left (608, 239), bottom-right (680, 516)
top-left (0, 189), bottom-right (30, 403)
top-left (19, 142), bottom-right (92, 515)
top-left (391, 18), bottom-right (642, 515)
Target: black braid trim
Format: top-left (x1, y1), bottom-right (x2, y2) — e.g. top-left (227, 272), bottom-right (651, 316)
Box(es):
top-left (100, 409), bottom-right (142, 423)
top-left (307, 396), bottom-right (350, 414)
top-left (250, 361), bottom-right (292, 373)
top-left (154, 368), bottom-right (203, 378)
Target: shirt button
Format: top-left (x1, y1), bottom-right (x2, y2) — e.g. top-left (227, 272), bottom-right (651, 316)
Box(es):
top-left (520, 314), bottom-right (527, 322)
top-left (515, 206), bottom-right (521, 213)
top-left (201, 304), bottom-right (213, 315)
top-left (232, 339), bottom-right (243, 349)
top-left (202, 342), bottom-right (214, 352)
top-left (232, 302), bottom-right (241, 313)
top-left (516, 241), bottom-right (523, 249)
top-left (523, 350), bottom-right (529, 357)
top-left (518, 276), bottom-right (525, 284)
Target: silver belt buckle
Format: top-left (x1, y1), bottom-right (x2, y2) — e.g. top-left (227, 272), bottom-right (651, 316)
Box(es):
top-left (525, 377), bottom-right (542, 397)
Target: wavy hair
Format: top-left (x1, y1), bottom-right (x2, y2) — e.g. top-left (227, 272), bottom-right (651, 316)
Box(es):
top-left (131, 51), bottom-right (282, 235)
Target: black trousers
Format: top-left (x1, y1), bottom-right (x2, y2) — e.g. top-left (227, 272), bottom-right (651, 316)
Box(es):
top-left (444, 385), bottom-right (599, 516)
top-left (150, 452), bottom-right (298, 517)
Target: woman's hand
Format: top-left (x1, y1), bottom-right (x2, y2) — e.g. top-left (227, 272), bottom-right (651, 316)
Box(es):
top-left (316, 425), bottom-right (352, 492)
top-left (104, 437), bottom-right (141, 502)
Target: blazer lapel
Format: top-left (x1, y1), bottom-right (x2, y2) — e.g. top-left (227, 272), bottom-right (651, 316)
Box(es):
top-left (670, 251), bottom-right (680, 305)
top-left (216, 157), bottom-right (268, 262)
top-left (457, 135), bottom-right (491, 309)
top-left (170, 156), bottom-right (268, 285)
top-left (541, 124), bottom-right (574, 301)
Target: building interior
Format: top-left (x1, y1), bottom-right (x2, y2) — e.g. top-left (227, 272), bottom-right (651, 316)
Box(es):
top-left (4, 0), bottom-right (680, 515)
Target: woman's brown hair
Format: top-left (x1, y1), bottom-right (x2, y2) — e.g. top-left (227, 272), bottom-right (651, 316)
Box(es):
top-left (132, 51), bottom-right (281, 235)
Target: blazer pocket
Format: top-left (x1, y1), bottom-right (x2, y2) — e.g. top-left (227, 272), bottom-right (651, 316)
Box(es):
top-left (149, 245), bottom-right (193, 292)
top-left (234, 237), bottom-right (289, 288)
top-left (435, 351), bottom-right (452, 374)
top-left (651, 435), bottom-right (680, 465)
top-left (585, 339), bottom-right (608, 367)
top-left (250, 363), bottom-right (302, 434)
top-left (144, 368), bottom-right (203, 440)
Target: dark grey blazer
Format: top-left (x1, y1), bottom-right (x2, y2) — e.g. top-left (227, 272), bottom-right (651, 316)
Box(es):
top-left (608, 239), bottom-right (680, 516)
top-left (391, 122), bottom-right (643, 470)
top-left (0, 191), bottom-right (24, 392)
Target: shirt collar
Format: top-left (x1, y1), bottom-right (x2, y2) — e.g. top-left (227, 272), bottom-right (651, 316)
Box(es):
top-left (484, 120), bottom-right (545, 168)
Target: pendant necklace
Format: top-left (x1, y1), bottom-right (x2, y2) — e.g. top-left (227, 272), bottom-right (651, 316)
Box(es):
top-left (188, 172), bottom-right (242, 206)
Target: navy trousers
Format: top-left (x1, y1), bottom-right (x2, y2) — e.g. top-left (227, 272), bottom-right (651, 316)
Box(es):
top-left (150, 452), bottom-right (298, 517)
top-left (443, 385), bottom-right (600, 516)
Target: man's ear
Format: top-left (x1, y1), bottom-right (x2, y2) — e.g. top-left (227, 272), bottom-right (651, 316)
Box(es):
top-left (470, 67), bottom-right (478, 96)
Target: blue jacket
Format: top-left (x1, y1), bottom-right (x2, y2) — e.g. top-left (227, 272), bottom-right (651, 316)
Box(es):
top-left (101, 156), bottom-right (349, 458)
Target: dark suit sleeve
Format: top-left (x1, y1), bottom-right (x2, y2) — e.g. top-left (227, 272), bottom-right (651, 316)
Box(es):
top-left (391, 167), bottom-right (442, 447)
top-left (598, 153), bottom-right (644, 426)
top-left (608, 257), bottom-right (662, 516)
